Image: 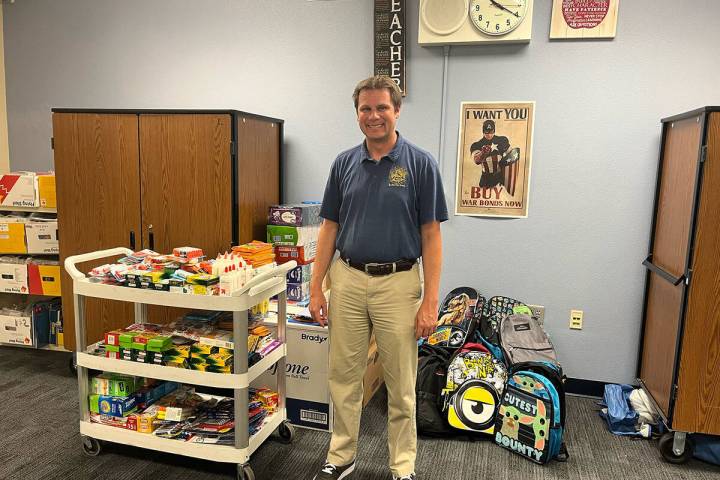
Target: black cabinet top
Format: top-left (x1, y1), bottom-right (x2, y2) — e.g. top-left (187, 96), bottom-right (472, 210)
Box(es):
top-left (51, 108), bottom-right (283, 124)
top-left (662, 106), bottom-right (720, 124)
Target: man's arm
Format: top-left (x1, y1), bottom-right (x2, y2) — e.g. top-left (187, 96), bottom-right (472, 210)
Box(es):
top-left (415, 221), bottom-right (442, 339)
top-left (309, 219), bottom-right (339, 327)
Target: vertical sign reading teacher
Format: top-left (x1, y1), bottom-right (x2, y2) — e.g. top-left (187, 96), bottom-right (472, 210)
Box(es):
top-left (374, 0), bottom-right (406, 95)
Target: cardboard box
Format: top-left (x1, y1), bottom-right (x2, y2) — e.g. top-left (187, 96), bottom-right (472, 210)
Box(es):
top-left (363, 341), bottom-right (384, 407)
top-left (0, 172), bottom-right (38, 207)
top-left (268, 203), bottom-right (321, 227)
top-left (275, 243), bottom-right (316, 265)
top-left (287, 263), bottom-right (313, 283)
top-left (0, 301), bottom-right (51, 347)
top-left (0, 262), bottom-right (29, 294)
top-left (287, 282), bottom-right (310, 302)
top-left (25, 222), bottom-right (58, 254)
top-left (267, 225), bottom-right (319, 247)
top-left (27, 263), bottom-right (61, 296)
top-left (0, 221), bottom-right (27, 254)
top-left (252, 319), bottom-right (383, 432)
top-left (37, 173), bottom-right (56, 209)
top-left (89, 394), bottom-right (137, 417)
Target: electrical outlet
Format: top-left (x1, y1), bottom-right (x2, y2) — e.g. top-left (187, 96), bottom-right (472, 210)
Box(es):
top-left (570, 309), bottom-right (583, 330)
top-left (528, 304), bottom-right (545, 324)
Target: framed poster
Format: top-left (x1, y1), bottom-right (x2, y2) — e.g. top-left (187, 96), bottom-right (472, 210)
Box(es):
top-left (455, 102), bottom-right (534, 218)
top-left (374, 0), bottom-right (406, 95)
top-left (550, 0), bottom-right (619, 39)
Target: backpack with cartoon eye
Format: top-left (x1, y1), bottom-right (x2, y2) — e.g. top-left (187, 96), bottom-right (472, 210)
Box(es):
top-left (494, 362), bottom-right (569, 464)
top-left (441, 343), bottom-right (507, 434)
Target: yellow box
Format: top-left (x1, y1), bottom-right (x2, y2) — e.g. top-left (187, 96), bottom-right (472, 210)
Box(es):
top-left (37, 173), bottom-right (56, 209)
top-left (0, 222), bottom-right (26, 254)
top-left (28, 264), bottom-right (61, 296)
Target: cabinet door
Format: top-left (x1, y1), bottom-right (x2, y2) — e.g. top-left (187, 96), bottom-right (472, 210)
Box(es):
top-left (674, 113), bottom-right (720, 433)
top-left (139, 114), bottom-right (233, 323)
top-left (53, 113), bottom-right (141, 350)
top-left (639, 114), bottom-right (703, 418)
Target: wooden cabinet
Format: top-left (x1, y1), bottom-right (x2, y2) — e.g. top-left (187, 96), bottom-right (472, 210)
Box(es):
top-left (52, 110), bottom-right (283, 350)
top-left (638, 107), bottom-right (720, 435)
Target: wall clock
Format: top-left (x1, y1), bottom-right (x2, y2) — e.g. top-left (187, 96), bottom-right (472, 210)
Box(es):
top-left (419, 0), bottom-right (533, 46)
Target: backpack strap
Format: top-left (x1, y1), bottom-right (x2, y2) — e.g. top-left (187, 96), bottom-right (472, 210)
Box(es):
top-left (556, 442), bottom-right (569, 462)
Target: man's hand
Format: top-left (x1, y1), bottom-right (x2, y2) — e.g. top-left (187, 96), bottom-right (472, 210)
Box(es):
top-left (415, 299), bottom-right (438, 340)
top-left (309, 287), bottom-right (329, 327)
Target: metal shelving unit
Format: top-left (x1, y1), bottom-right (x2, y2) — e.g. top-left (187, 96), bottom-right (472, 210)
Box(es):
top-left (65, 247), bottom-right (296, 480)
top-left (0, 204), bottom-right (62, 350)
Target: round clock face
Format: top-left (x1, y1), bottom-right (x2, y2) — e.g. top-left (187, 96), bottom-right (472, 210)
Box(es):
top-left (469, 0), bottom-right (528, 36)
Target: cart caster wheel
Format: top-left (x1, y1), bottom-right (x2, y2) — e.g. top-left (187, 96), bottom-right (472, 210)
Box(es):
top-left (81, 436), bottom-right (102, 457)
top-left (659, 432), bottom-right (694, 464)
top-left (237, 464), bottom-right (255, 480)
top-left (69, 354), bottom-right (77, 376)
top-left (277, 421), bottom-right (295, 444)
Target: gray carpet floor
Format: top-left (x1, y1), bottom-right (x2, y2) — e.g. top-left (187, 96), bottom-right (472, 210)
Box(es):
top-left (1, 346), bottom-right (719, 480)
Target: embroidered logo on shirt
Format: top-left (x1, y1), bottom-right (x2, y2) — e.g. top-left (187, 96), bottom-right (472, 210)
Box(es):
top-left (388, 166), bottom-right (408, 187)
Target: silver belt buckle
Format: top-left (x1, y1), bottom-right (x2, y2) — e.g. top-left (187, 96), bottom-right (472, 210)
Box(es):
top-left (364, 262), bottom-right (378, 275)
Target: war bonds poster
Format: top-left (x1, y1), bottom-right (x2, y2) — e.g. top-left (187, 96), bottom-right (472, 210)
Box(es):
top-left (455, 102), bottom-right (534, 218)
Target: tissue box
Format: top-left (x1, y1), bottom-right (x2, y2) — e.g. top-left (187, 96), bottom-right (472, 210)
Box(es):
top-left (287, 282), bottom-right (310, 302)
top-left (268, 203), bottom-right (321, 227)
top-left (275, 244), bottom-right (316, 265)
top-left (287, 263), bottom-right (313, 283)
top-left (267, 225), bottom-right (319, 247)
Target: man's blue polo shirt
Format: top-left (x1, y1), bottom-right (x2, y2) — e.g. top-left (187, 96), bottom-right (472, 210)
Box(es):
top-left (320, 133), bottom-right (448, 264)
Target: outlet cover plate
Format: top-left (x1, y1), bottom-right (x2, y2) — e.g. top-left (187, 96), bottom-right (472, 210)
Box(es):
top-left (570, 309), bottom-right (583, 330)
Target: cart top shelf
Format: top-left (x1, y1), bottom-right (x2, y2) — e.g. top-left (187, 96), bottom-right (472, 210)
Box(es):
top-left (65, 247), bottom-right (296, 311)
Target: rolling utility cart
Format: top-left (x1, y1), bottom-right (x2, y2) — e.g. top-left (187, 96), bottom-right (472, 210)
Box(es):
top-left (638, 107), bottom-right (720, 463)
top-left (65, 247), bottom-right (297, 480)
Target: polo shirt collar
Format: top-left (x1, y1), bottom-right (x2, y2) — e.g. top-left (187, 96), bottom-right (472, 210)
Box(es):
top-left (361, 131), bottom-right (405, 163)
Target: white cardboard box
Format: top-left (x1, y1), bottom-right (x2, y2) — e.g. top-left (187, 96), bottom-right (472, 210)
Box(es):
top-left (252, 314), bottom-right (383, 432)
top-left (25, 222), bottom-right (59, 254)
top-left (0, 262), bottom-right (29, 294)
top-left (0, 314), bottom-right (33, 346)
top-left (0, 172), bottom-right (38, 207)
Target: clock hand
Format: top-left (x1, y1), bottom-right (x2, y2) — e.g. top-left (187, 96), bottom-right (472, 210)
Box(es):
top-left (489, 0), bottom-right (520, 17)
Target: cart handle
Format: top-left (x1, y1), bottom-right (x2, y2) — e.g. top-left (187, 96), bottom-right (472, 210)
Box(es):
top-left (232, 260), bottom-right (297, 297)
top-left (64, 247), bottom-right (134, 279)
top-left (248, 277), bottom-right (285, 297)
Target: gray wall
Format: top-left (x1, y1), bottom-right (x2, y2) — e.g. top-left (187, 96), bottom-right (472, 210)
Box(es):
top-left (5, 0), bottom-right (720, 384)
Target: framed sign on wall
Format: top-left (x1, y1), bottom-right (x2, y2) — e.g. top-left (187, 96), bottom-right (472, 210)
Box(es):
top-left (550, 0), bottom-right (619, 39)
top-left (455, 102), bottom-right (535, 218)
top-left (374, 0), bottom-right (406, 95)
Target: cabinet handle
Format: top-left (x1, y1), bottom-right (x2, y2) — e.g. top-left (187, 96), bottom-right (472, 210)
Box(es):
top-left (642, 255), bottom-right (685, 286)
top-left (129, 231), bottom-right (136, 250)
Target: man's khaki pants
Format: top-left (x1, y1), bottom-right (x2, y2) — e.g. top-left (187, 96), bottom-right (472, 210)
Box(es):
top-left (326, 258), bottom-right (422, 478)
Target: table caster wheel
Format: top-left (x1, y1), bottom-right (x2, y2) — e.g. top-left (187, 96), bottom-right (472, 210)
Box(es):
top-left (238, 464), bottom-right (255, 480)
top-left (277, 421), bottom-right (295, 444)
top-left (81, 436), bottom-right (102, 457)
top-left (659, 432), bottom-right (694, 464)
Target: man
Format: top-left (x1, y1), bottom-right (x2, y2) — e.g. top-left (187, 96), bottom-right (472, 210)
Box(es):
top-left (471, 119), bottom-right (511, 188)
top-left (309, 76), bottom-right (448, 480)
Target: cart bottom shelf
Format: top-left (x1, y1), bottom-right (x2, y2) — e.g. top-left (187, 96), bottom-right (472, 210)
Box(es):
top-left (79, 410), bottom-right (286, 464)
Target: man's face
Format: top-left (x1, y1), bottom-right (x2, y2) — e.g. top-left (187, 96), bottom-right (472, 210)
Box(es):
top-left (484, 132), bottom-right (495, 140)
top-left (357, 88), bottom-right (399, 143)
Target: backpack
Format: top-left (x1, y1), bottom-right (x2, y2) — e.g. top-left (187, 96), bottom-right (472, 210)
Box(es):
top-left (477, 296), bottom-right (528, 361)
top-left (416, 343), bottom-right (454, 436)
top-left (441, 343), bottom-right (507, 434)
top-left (495, 362), bottom-right (569, 464)
top-left (428, 287), bottom-right (485, 349)
top-left (499, 313), bottom-right (559, 367)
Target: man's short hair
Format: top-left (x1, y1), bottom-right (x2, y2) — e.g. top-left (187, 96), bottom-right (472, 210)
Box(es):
top-left (352, 76), bottom-right (403, 111)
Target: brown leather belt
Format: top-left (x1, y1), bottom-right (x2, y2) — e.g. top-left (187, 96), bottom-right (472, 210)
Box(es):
top-left (342, 257), bottom-right (417, 276)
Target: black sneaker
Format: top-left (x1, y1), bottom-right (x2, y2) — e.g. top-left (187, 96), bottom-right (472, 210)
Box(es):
top-left (313, 461), bottom-right (356, 480)
top-left (393, 474), bottom-right (416, 480)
